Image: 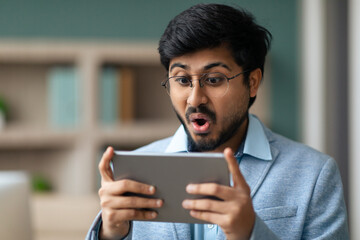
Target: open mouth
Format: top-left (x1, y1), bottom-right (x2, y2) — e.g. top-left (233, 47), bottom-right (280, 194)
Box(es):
top-left (189, 114), bottom-right (211, 134)
top-left (195, 118), bottom-right (207, 126)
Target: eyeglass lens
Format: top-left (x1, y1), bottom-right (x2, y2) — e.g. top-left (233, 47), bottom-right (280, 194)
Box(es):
top-left (165, 72), bottom-right (230, 99)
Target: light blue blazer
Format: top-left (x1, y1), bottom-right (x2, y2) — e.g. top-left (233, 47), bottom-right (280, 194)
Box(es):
top-left (87, 115), bottom-right (349, 239)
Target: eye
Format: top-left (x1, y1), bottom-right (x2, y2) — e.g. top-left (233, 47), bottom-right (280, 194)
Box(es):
top-left (174, 76), bottom-right (191, 86)
top-left (203, 73), bottom-right (226, 86)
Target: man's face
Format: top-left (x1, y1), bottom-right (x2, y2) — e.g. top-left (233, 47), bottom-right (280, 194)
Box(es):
top-left (168, 46), bottom-right (260, 152)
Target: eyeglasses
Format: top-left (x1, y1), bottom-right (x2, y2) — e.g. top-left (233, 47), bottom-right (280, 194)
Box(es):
top-left (161, 71), bottom-right (248, 99)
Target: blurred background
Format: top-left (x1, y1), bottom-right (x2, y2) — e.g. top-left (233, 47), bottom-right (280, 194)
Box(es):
top-left (0, 0), bottom-right (358, 239)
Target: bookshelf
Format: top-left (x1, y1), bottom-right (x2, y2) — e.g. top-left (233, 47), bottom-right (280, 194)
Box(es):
top-left (0, 40), bottom-right (179, 195)
top-left (0, 39), bottom-right (271, 240)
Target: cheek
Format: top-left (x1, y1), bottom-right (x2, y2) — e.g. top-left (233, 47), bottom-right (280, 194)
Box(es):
top-left (218, 105), bottom-right (235, 123)
top-left (211, 98), bottom-right (233, 124)
top-left (170, 96), bottom-right (187, 115)
top-left (219, 90), bottom-right (250, 115)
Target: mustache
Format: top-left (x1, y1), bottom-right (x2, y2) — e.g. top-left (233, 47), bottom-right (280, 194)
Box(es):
top-left (185, 105), bottom-right (216, 124)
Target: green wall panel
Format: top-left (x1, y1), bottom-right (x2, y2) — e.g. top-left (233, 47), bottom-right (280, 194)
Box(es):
top-left (0, 0), bottom-right (299, 140)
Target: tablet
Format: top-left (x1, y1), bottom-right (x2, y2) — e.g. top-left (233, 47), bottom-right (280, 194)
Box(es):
top-left (112, 151), bottom-right (230, 223)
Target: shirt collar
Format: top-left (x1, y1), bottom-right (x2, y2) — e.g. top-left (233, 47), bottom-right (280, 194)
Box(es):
top-left (165, 125), bottom-right (188, 153)
top-left (165, 114), bottom-right (272, 161)
top-left (243, 114), bottom-right (272, 160)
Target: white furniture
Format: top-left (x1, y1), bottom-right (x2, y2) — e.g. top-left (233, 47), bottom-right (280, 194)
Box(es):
top-left (0, 171), bottom-right (32, 240)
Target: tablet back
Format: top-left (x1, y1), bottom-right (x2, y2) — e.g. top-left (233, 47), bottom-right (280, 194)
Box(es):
top-left (112, 151), bottom-right (230, 223)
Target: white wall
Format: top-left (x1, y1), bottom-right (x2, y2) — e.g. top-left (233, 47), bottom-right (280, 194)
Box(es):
top-left (349, 0), bottom-right (360, 238)
top-left (301, 0), bottom-right (326, 152)
top-left (302, 0), bottom-right (358, 237)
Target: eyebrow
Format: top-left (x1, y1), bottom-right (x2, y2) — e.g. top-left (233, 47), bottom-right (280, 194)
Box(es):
top-left (169, 63), bottom-right (188, 72)
top-left (169, 61), bottom-right (231, 72)
top-left (204, 62), bottom-right (231, 71)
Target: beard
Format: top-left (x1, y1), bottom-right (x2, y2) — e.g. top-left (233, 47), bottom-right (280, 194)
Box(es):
top-left (174, 104), bottom-right (248, 152)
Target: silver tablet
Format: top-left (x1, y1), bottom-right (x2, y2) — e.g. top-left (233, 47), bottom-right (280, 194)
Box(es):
top-left (112, 151), bottom-right (230, 223)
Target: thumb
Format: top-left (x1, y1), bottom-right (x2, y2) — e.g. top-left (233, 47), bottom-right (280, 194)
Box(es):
top-left (224, 148), bottom-right (250, 193)
top-left (98, 146), bottom-right (114, 182)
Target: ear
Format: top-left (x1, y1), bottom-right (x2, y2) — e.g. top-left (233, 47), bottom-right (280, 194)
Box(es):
top-left (249, 68), bottom-right (262, 98)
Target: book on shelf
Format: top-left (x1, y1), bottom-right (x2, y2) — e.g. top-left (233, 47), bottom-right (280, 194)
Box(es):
top-left (99, 67), bottom-right (119, 125)
top-left (119, 67), bottom-right (135, 122)
top-left (47, 66), bottom-right (80, 128)
top-left (99, 66), bottom-right (135, 125)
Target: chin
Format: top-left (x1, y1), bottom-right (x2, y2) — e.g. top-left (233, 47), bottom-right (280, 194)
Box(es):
top-left (187, 134), bottom-right (221, 152)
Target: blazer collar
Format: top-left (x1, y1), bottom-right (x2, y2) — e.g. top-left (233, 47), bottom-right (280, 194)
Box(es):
top-left (240, 146), bottom-right (279, 197)
top-left (240, 116), bottom-right (279, 197)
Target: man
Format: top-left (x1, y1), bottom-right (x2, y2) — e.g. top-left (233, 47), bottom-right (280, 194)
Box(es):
top-left (87, 3), bottom-right (349, 239)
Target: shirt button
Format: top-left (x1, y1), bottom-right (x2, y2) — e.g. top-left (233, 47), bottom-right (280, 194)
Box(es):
top-left (207, 224), bottom-right (214, 229)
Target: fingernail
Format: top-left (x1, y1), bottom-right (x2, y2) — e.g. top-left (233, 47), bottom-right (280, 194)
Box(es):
top-left (156, 200), bottom-right (162, 207)
top-left (150, 212), bottom-right (157, 218)
top-left (149, 186), bottom-right (155, 193)
top-left (186, 184), bottom-right (195, 193)
top-left (190, 210), bottom-right (197, 217)
top-left (182, 200), bottom-right (190, 208)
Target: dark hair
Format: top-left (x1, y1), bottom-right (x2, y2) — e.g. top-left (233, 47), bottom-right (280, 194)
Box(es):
top-left (158, 3), bottom-right (272, 107)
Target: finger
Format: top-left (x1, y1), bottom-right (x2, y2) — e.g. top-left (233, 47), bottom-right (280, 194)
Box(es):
top-left (224, 148), bottom-right (249, 192)
top-left (102, 208), bottom-right (158, 223)
top-left (125, 209), bottom-right (158, 221)
top-left (99, 146), bottom-right (114, 182)
top-left (99, 179), bottom-right (156, 196)
top-left (182, 198), bottom-right (228, 214)
top-left (186, 183), bottom-right (233, 200)
top-left (101, 196), bottom-right (163, 209)
top-left (188, 210), bottom-right (223, 225)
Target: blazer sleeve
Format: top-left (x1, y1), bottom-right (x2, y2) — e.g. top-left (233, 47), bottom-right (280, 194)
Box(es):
top-left (85, 211), bottom-right (133, 240)
top-left (302, 158), bottom-right (349, 239)
top-left (86, 211), bottom-right (102, 240)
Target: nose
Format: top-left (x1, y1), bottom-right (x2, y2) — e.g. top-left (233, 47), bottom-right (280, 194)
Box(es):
top-left (187, 79), bottom-right (208, 107)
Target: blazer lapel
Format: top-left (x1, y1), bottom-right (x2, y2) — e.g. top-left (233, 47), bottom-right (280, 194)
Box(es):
top-left (240, 145), bottom-right (280, 197)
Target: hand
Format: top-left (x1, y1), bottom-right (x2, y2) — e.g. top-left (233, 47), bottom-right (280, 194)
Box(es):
top-left (182, 148), bottom-right (255, 240)
top-left (98, 147), bottom-right (163, 239)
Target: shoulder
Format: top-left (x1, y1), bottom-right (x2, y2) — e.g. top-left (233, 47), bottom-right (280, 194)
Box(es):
top-left (135, 137), bottom-right (173, 153)
top-left (264, 126), bottom-right (335, 170)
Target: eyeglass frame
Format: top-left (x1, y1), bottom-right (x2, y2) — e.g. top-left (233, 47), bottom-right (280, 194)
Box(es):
top-left (161, 70), bottom-right (250, 97)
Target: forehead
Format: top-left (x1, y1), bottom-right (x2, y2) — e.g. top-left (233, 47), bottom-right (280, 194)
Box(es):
top-left (169, 46), bottom-right (238, 72)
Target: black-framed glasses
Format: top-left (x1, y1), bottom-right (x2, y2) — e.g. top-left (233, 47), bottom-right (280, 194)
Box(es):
top-left (161, 71), bottom-right (248, 99)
